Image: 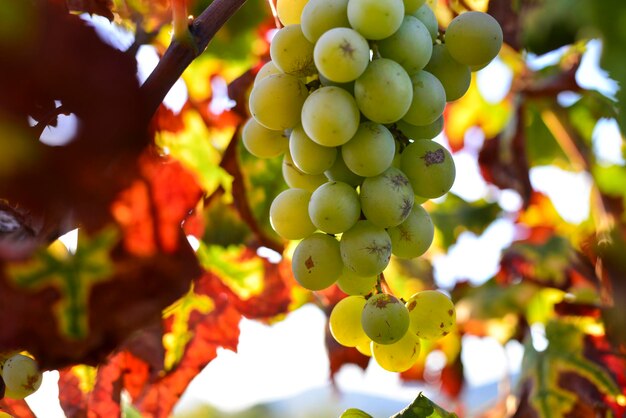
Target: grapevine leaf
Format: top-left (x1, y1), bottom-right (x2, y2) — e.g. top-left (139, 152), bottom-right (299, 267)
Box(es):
top-left (325, 324), bottom-right (370, 380)
top-left (66, 0), bottom-right (114, 20)
top-left (0, 398), bottom-right (35, 418)
top-left (391, 392), bottom-right (458, 418)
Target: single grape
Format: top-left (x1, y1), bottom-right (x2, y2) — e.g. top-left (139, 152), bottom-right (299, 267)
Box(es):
top-left (337, 266), bottom-right (378, 296)
top-left (403, 0), bottom-right (426, 14)
top-left (301, 86), bottom-right (360, 146)
top-left (355, 340), bottom-right (372, 357)
top-left (1, 354), bottom-right (42, 399)
top-left (329, 295), bottom-right (370, 347)
top-left (301, 0), bottom-right (350, 43)
top-left (292, 233), bottom-right (343, 290)
top-left (340, 220), bottom-right (392, 277)
top-left (359, 167), bottom-right (415, 228)
top-left (395, 116), bottom-right (443, 140)
top-left (309, 181), bottom-right (360, 234)
top-left (400, 139), bottom-right (455, 198)
top-left (444, 11), bottom-right (503, 67)
top-left (269, 189), bottom-right (317, 240)
top-left (241, 118), bottom-right (289, 158)
top-left (361, 293), bottom-right (410, 344)
top-left (372, 330), bottom-right (421, 372)
top-left (413, 3), bottom-right (438, 42)
top-left (402, 70), bottom-right (446, 126)
top-left (270, 24), bottom-right (316, 77)
top-left (347, 0), bottom-right (404, 40)
top-left (283, 151), bottom-right (328, 192)
top-left (377, 16), bottom-right (433, 75)
top-left (314, 27), bottom-right (370, 83)
top-left (276, 0), bottom-right (308, 25)
top-left (289, 125), bottom-right (337, 175)
top-left (405, 290), bottom-right (456, 340)
top-left (341, 122), bottom-right (395, 177)
top-left (249, 73), bottom-right (308, 130)
top-left (387, 204), bottom-right (434, 258)
top-left (354, 58), bottom-right (413, 124)
top-left (424, 44), bottom-right (471, 102)
top-left (254, 61), bottom-right (283, 86)
top-left (324, 150), bottom-right (364, 187)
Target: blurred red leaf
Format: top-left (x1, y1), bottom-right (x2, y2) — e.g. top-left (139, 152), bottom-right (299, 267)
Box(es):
top-left (0, 398), bottom-right (35, 418)
top-left (325, 325), bottom-right (370, 380)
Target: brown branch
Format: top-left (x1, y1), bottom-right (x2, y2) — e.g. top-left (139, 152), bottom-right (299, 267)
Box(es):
top-left (140, 0), bottom-right (248, 121)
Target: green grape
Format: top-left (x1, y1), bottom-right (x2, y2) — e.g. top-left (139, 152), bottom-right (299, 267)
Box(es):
top-left (254, 61), bottom-right (283, 86)
top-left (337, 266), bottom-right (378, 295)
top-left (301, 86), bottom-right (360, 146)
top-left (424, 44), bottom-right (471, 102)
top-left (292, 233), bottom-right (343, 290)
top-left (270, 24), bottom-right (316, 77)
top-left (340, 408), bottom-right (373, 418)
top-left (340, 220), bottom-right (392, 277)
top-left (1, 354), bottom-right (42, 399)
top-left (276, 0), bottom-right (308, 25)
top-left (403, 0), bottom-right (426, 14)
top-left (301, 0), bottom-right (350, 43)
top-left (354, 58), bottom-right (413, 124)
top-left (395, 116), bottom-right (443, 140)
top-left (400, 139), bottom-right (455, 198)
top-left (314, 27), bottom-right (370, 83)
top-left (308, 181), bottom-right (360, 234)
top-left (402, 70), bottom-right (446, 126)
top-left (413, 4), bottom-right (438, 42)
top-left (372, 330), bottom-right (421, 372)
top-left (324, 150), bottom-right (364, 187)
top-left (241, 117), bottom-right (289, 158)
top-left (387, 204), bottom-right (434, 258)
top-left (359, 167), bottom-right (414, 228)
top-left (249, 73), bottom-right (308, 130)
top-left (347, 0), bottom-right (404, 40)
top-left (377, 16), bottom-right (432, 75)
top-left (269, 188), bottom-right (317, 240)
top-left (444, 11), bottom-right (503, 67)
top-left (341, 122), bottom-right (395, 177)
top-left (405, 290), bottom-right (456, 340)
top-left (283, 151), bottom-right (328, 191)
top-left (290, 125), bottom-right (337, 175)
top-left (329, 295), bottom-right (370, 347)
top-left (361, 293), bottom-right (410, 344)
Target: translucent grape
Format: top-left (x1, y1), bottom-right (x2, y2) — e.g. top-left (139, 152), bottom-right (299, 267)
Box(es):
top-left (269, 189), bottom-right (317, 240)
top-left (403, 0), bottom-right (426, 14)
top-left (402, 70), bottom-right (446, 126)
top-left (276, 0), bottom-right (308, 25)
top-left (324, 151), bottom-right (364, 187)
top-left (356, 340), bottom-right (372, 356)
top-left (270, 24), bottom-right (316, 77)
top-left (340, 220), bottom-right (392, 277)
top-left (301, 86), bottom-right (360, 146)
top-left (337, 266), bottom-right (378, 295)
top-left (395, 116), bottom-right (443, 140)
top-left (329, 295), bottom-right (370, 347)
top-left (413, 4), bottom-right (438, 42)
top-left (424, 44), bottom-right (471, 102)
top-left (347, 0), bottom-right (404, 40)
top-left (289, 125), bottom-right (337, 175)
top-left (1, 354), bottom-right (42, 399)
top-left (372, 330), bottom-right (421, 372)
top-left (387, 204), bottom-right (434, 258)
top-left (400, 139), bottom-right (455, 198)
top-left (405, 290), bottom-right (456, 340)
top-left (361, 293), bottom-right (410, 344)
top-left (341, 122), bottom-right (395, 177)
top-left (360, 167), bottom-right (414, 228)
top-left (292, 233), bottom-right (343, 290)
top-left (314, 27), bottom-right (370, 83)
top-left (377, 16), bottom-right (433, 75)
top-left (283, 151), bottom-right (328, 192)
top-left (249, 73), bottom-right (308, 130)
top-left (254, 61), bottom-right (282, 86)
top-left (241, 117), bottom-right (289, 158)
top-left (309, 181), bottom-right (360, 234)
top-left (354, 58), bottom-right (413, 124)
top-left (301, 0), bottom-right (350, 43)
top-left (444, 11), bottom-right (503, 67)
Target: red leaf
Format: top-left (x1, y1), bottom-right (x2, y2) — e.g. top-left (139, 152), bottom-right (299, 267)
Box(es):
top-left (58, 369), bottom-right (87, 418)
top-left (66, 0), bottom-right (114, 20)
top-left (0, 398), bottom-right (36, 418)
top-left (325, 324), bottom-right (370, 380)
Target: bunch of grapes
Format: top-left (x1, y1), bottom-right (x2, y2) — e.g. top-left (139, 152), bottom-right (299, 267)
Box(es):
top-left (0, 353), bottom-right (43, 400)
top-left (243, 0), bottom-right (502, 372)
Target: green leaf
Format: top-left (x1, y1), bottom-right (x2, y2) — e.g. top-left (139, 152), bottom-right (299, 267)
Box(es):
top-left (391, 393), bottom-right (458, 418)
top-left (524, 103), bottom-right (569, 169)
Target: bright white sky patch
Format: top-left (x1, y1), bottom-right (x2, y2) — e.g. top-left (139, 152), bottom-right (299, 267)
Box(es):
top-left (593, 118), bottom-right (625, 165)
top-left (477, 57), bottom-right (513, 104)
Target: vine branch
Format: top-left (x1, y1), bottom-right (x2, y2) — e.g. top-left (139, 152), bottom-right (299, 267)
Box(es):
top-left (140, 0), bottom-right (248, 121)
